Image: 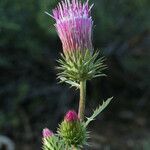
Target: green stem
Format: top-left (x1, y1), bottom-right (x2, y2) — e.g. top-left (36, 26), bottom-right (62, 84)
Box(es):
top-left (78, 80), bottom-right (86, 122)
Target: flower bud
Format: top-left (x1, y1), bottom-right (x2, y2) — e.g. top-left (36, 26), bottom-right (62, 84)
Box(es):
top-left (64, 110), bottom-right (79, 122)
top-left (58, 110), bottom-right (87, 147)
top-left (42, 128), bottom-right (54, 138)
top-left (42, 129), bottom-right (66, 150)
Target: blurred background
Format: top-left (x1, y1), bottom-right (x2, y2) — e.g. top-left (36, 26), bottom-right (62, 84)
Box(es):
top-left (0, 0), bottom-right (149, 149)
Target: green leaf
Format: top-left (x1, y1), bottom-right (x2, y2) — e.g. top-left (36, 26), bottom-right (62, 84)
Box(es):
top-left (84, 97), bottom-right (113, 127)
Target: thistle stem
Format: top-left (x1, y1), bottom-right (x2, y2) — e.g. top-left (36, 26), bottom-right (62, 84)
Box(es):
top-left (78, 80), bottom-right (86, 122)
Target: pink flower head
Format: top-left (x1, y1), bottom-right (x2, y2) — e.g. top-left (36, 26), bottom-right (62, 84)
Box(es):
top-left (64, 110), bottom-right (79, 122)
top-left (42, 128), bottom-right (54, 138)
top-left (49, 0), bottom-right (93, 53)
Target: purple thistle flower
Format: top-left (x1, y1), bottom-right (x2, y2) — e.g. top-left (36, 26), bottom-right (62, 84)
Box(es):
top-left (48, 0), bottom-right (93, 54)
top-left (64, 110), bottom-right (79, 122)
top-left (42, 128), bottom-right (54, 138)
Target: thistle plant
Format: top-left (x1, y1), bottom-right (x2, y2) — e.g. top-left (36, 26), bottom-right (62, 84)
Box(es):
top-left (43, 0), bottom-right (113, 149)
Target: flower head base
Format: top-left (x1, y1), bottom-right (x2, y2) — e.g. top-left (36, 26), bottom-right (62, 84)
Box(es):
top-left (58, 111), bottom-right (87, 147)
top-left (43, 128), bottom-right (54, 138)
top-left (50, 0), bottom-right (93, 54)
top-left (57, 50), bottom-right (106, 87)
top-left (64, 110), bottom-right (79, 122)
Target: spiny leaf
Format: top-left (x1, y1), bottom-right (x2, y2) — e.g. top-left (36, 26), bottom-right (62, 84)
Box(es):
top-left (59, 77), bottom-right (80, 88)
top-left (84, 97), bottom-right (113, 127)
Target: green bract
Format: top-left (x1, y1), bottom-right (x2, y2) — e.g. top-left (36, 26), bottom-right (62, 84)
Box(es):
top-left (58, 120), bottom-right (88, 148)
top-left (43, 135), bottom-right (66, 150)
top-left (57, 50), bottom-right (107, 88)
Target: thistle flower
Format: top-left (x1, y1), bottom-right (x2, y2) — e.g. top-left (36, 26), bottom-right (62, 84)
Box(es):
top-left (47, 0), bottom-right (106, 87)
top-left (64, 110), bottom-right (79, 122)
top-left (43, 128), bottom-right (54, 138)
top-left (48, 0), bottom-right (93, 54)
